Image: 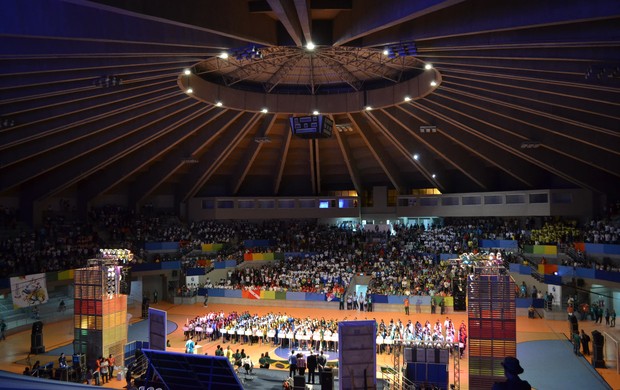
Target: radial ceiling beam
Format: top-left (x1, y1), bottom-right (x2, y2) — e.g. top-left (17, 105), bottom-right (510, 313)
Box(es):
top-left (264, 56), bottom-right (303, 92)
top-left (316, 55), bottom-right (363, 91)
top-left (232, 113), bottom-right (277, 194)
top-left (384, 106), bottom-right (491, 190)
top-left (4, 98), bottom-right (200, 199)
top-left (309, 139), bottom-right (318, 194)
top-left (179, 112), bottom-right (262, 202)
top-left (267, 0), bottom-right (304, 46)
top-left (0, 88), bottom-right (183, 189)
top-left (293, 0), bottom-right (313, 45)
top-left (332, 0), bottom-right (465, 46)
top-left (78, 105), bottom-right (221, 204)
top-left (273, 128), bottom-right (293, 194)
top-left (333, 122), bottom-right (363, 195)
top-left (408, 100), bottom-right (539, 189)
top-left (365, 109), bottom-right (444, 191)
top-left (127, 108), bottom-right (239, 206)
top-left (348, 112), bottom-right (405, 192)
top-left (85, 0), bottom-right (276, 46)
top-left (356, 0), bottom-right (620, 47)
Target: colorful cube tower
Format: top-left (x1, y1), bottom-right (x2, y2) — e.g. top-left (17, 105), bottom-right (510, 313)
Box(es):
top-left (74, 265), bottom-right (128, 369)
top-left (467, 273), bottom-right (516, 389)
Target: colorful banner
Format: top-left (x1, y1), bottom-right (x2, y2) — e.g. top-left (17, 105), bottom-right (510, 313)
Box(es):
top-left (10, 273), bottom-right (49, 308)
top-left (241, 289), bottom-right (261, 299)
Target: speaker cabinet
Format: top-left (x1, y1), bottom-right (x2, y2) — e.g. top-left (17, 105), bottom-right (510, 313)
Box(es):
top-left (30, 321), bottom-right (45, 354)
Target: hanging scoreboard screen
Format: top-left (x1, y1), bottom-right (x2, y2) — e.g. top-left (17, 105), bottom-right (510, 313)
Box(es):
top-left (289, 115), bottom-right (333, 138)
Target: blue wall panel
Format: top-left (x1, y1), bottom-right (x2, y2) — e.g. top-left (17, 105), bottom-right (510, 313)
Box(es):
top-left (224, 289), bottom-right (242, 298)
top-left (372, 295), bottom-right (389, 304)
top-left (160, 261), bottom-right (181, 270)
top-left (575, 268), bottom-right (595, 279)
top-left (144, 242), bottom-right (180, 251)
top-left (305, 293), bottom-right (325, 302)
top-left (286, 292), bottom-right (306, 301)
top-left (186, 268), bottom-right (205, 276)
top-left (595, 270), bottom-right (620, 283)
top-left (208, 288), bottom-right (225, 297)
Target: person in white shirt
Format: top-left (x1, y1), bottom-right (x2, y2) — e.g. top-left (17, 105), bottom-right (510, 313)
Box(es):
top-left (241, 355), bottom-right (253, 374)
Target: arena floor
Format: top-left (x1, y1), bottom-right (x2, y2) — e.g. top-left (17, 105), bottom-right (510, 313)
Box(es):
top-left (1, 301), bottom-right (618, 389)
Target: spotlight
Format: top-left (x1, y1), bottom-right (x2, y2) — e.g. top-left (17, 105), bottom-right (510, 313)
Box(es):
top-left (306, 41), bottom-right (316, 51)
top-left (186, 88), bottom-right (193, 94)
top-left (424, 63), bottom-right (433, 70)
top-left (219, 52), bottom-right (229, 59)
top-left (93, 75), bottom-right (123, 88)
top-left (261, 108), bottom-right (268, 113)
top-left (432, 174), bottom-right (436, 178)
top-left (404, 96), bottom-right (411, 102)
top-left (383, 49), bottom-right (389, 56)
top-left (312, 110), bottom-right (319, 115)
top-left (413, 154), bottom-right (419, 160)
top-left (365, 106), bottom-right (372, 111)
top-left (215, 101), bottom-right (223, 107)
top-left (183, 68), bottom-right (191, 75)
top-left (430, 80), bottom-right (437, 87)
top-left (0, 118), bottom-right (16, 129)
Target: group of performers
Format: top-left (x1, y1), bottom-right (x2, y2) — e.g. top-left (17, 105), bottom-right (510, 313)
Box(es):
top-left (377, 317), bottom-right (468, 356)
top-left (182, 311), bottom-right (341, 352)
top-left (181, 310), bottom-right (469, 357)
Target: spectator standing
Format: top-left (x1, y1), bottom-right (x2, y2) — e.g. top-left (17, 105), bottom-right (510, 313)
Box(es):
top-left (108, 354), bottom-right (116, 382)
top-left (307, 352), bottom-right (318, 384)
top-left (297, 353), bottom-right (306, 376)
top-left (185, 335), bottom-right (196, 354)
top-left (491, 356), bottom-right (531, 390)
top-left (572, 332), bottom-right (581, 355)
top-left (605, 308), bottom-right (610, 326)
top-left (288, 350), bottom-right (298, 378)
top-left (404, 297), bottom-right (410, 315)
top-left (580, 330), bottom-right (590, 355)
top-left (0, 319), bottom-right (6, 340)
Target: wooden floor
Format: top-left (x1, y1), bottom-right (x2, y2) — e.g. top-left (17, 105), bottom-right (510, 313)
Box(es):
top-left (1, 302), bottom-right (618, 390)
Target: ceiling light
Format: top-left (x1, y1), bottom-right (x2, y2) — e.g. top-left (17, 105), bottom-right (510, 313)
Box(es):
top-left (215, 101), bottom-right (223, 107)
top-left (432, 174), bottom-right (437, 178)
top-left (383, 49), bottom-right (389, 56)
top-left (186, 88), bottom-right (193, 94)
top-left (404, 96), bottom-right (411, 102)
top-left (413, 154), bottom-right (419, 160)
top-left (365, 106), bottom-right (372, 111)
top-left (306, 41), bottom-right (316, 51)
top-left (183, 68), bottom-right (191, 75)
top-left (430, 80), bottom-right (437, 87)
top-left (261, 108), bottom-right (268, 113)
top-left (424, 64), bottom-right (433, 70)
top-left (219, 52), bottom-right (229, 59)
top-left (312, 110), bottom-right (319, 115)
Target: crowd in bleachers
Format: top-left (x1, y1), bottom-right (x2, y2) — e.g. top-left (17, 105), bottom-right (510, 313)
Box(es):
top-left (1, 204), bottom-right (620, 281)
top-left (219, 253), bottom-right (353, 294)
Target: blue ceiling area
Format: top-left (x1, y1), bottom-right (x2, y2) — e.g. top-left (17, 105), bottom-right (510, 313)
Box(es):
top-left (141, 349), bottom-right (243, 390)
top-left (1, 0), bottom-right (619, 206)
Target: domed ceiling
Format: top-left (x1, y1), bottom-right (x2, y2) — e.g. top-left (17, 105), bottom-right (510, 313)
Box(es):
top-left (1, 0), bottom-right (619, 210)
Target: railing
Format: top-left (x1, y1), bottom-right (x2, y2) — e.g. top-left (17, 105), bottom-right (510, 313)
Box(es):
top-left (380, 366), bottom-right (416, 390)
top-left (1, 296), bottom-right (74, 333)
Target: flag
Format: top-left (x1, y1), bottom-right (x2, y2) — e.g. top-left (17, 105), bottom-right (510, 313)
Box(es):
top-left (10, 273), bottom-right (49, 308)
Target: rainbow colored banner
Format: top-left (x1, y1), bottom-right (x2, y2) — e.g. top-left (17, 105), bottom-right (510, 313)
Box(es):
top-left (260, 290), bottom-right (276, 300)
top-left (201, 243), bottom-right (224, 252)
top-left (243, 252), bottom-right (277, 261)
top-left (241, 289), bottom-right (261, 299)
